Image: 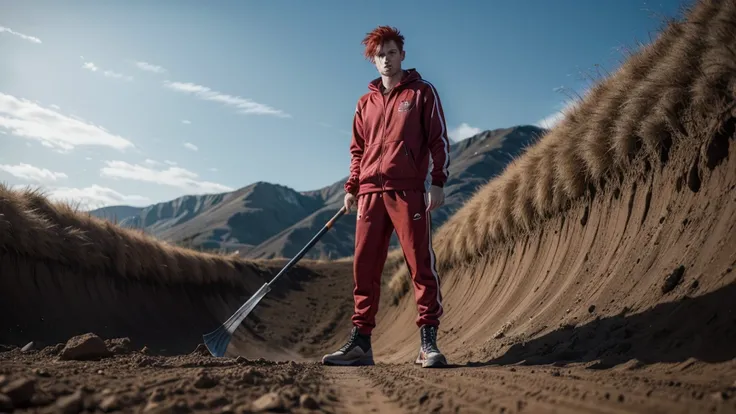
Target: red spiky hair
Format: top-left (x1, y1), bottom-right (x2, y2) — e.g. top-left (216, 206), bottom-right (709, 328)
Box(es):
top-left (362, 26), bottom-right (404, 61)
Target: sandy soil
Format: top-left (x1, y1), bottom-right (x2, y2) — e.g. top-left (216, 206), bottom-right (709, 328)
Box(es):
top-left (0, 341), bottom-right (334, 413)
top-left (2, 338), bottom-right (734, 413)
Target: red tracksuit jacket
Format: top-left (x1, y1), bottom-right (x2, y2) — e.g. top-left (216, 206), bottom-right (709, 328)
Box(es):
top-left (345, 69), bottom-right (451, 196)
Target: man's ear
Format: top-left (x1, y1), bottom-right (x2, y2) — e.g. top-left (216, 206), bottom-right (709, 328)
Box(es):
top-left (401, 50), bottom-right (406, 61)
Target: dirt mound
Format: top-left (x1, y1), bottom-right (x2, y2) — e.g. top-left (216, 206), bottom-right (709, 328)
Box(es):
top-left (375, 0), bottom-right (736, 362)
top-left (0, 184), bottom-right (353, 358)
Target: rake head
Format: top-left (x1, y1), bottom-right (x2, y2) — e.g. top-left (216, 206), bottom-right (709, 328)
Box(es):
top-left (203, 282), bottom-right (271, 357)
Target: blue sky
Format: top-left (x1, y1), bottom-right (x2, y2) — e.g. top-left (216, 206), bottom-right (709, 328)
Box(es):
top-left (1, 0), bottom-right (687, 209)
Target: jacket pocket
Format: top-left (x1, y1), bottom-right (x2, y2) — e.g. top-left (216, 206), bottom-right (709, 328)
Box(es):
top-left (381, 140), bottom-right (418, 181)
top-left (358, 143), bottom-right (381, 182)
top-left (404, 144), bottom-right (419, 175)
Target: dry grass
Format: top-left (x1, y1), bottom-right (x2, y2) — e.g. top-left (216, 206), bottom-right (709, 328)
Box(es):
top-left (387, 0), bottom-right (736, 300)
top-left (0, 184), bottom-right (268, 288)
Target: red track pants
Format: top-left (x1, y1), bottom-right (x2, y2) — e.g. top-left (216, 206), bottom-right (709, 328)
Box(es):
top-left (351, 189), bottom-right (444, 335)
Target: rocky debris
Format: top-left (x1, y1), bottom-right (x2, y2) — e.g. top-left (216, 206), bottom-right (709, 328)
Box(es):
top-left (42, 343), bottom-right (65, 356)
top-left (136, 356), bottom-right (156, 367)
top-left (55, 389), bottom-right (85, 414)
top-left (251, 392), bottom-right (283, 412)
top-left (190, 343), bottom-right (210, 356)
top-left (0, 348), bottom-right (331, 413)
top-left (151, 388), bottom-right (167, 402)
top-left (193, 371), bottom-right (218, 389)
top-left (0, 344), bottom-right (15, 353)
top-left (299, 393), bottom-right (319, 409)
top-left (105, 337), bottom-right (133, 355)
top-left (32, 368), bottom-right (50, 377)
top-left (690, 279), bottom-right (700, 290)
top-left (207, 395), bottom-right (230, 409)
top-left (1, 377), bottom-right (36, 408)
top-left (493, 321), bottom-right (512, 339)
top-left (59, 333), bottom-right (113, 361)
top-left (98, 395), bottom-right (121, 412)
top-left (662, 265), bottom-right (685, 293)
top-left (239, 368), bottom-right (264, 386)
top-left (144, 399), bottom-right (192, 413)
top-left (235, 356), bottom-right (251, 365)
top-left (142, 387), bottom-right (191, 413)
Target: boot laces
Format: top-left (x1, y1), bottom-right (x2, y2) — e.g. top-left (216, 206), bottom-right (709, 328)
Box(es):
top-left (421, 326), bottom-right (440, 353)
top-left (339, 327), bottom-right (360, 352)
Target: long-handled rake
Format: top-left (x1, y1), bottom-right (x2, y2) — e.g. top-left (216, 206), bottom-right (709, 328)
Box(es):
top-left (203, 205), bottom-right (347, 357)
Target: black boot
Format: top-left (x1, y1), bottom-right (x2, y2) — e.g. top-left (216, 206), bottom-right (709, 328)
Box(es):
top-left (414, 325), bottom-right (447, 368)
top-left (321, 326), bottom-right (374, 366)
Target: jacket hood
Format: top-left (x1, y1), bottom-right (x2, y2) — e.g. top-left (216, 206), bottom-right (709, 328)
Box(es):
top-left (368, 68), bottom-right (422, 92)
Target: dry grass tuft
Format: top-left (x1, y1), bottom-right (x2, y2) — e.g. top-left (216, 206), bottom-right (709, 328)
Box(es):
top-left (386, 0), bottom-right (736, 300)
top-left (0, 184), bottom-right (267, 288)
top-left (512, 145), bottom-right (545, 233)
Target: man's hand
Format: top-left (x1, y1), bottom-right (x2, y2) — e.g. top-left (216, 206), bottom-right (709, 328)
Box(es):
top-left (344, 192), bottom-right (357, 213)
top-left (426, 185), bottom-right (445, 212)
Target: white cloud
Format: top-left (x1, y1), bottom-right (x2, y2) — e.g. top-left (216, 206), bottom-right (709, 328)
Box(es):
top-left (100, 160), bottom-right (233, 194)
top-left (0, 92), bottom-right (135, 151)
top-left (536, 111), bottom-right (566, 129)
top-left (144, 158), bottom-right (162, 166)
top-left (47, 184), bottom-right (149, 210)
top-left (163, 80), bottom-right (290, 118)
top-left (134, 61), bottom-right (167, 74)
top-left (82, 61), bottom-right (133, 81)
top-left (0, 25), bottom-right (42, 44)
top-left (182, 119), bottom-right (191, 124)
top-left (82, 62), bottom-right (99, 72)
top-left (536, 88), bottom-right (586, 130)
top-left (209, 167), bottom-right (218, 172)
top-left (183, 142), bottom-right (198, 151)
top-left (164, 160), bottom-right (177, 166)
top-left (0, 162), bottom-right (67, 183)
top-left (103, 71), bottom-right (133, 81)
top-left (449, 123), bottom-right (482, 142)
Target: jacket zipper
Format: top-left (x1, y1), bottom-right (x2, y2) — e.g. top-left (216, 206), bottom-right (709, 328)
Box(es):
top-left (379, 89), bottom-right (392, 191)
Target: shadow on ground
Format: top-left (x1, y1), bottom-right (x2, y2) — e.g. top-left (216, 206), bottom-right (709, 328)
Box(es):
top-left (465, 281), bottom-right (736, 369)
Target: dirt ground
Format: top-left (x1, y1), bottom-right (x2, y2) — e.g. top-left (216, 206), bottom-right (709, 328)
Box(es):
top-left (2, 338), bottom-right (735, 413)
top-left (2, 255), bottom-right (736, 414)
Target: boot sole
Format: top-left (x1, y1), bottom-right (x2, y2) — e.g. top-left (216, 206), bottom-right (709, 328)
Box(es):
top-left (415, 354), bottom-right (448, 368)
top-left (321, 357), bottom-right (375, 366)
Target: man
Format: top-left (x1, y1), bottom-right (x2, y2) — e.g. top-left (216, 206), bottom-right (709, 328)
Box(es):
top-left (321, 26), bottom-right (451, 368)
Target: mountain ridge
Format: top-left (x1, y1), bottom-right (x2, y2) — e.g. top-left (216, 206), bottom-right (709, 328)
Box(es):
top-left (90, 125), bottom-right (547, 259)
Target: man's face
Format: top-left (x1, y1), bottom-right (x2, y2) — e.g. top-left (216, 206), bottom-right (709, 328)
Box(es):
top-left (373, 40), bottom-right (405, 77)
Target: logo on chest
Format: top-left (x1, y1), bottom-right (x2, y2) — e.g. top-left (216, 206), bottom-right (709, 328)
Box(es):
top-left (397, 99), bottom-right (414, 113)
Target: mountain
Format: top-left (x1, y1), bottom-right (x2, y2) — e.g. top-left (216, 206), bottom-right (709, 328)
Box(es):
top-left (88, 205), bottom-right (144, 224)
top-left (89, 125), bottom-right (546, 259)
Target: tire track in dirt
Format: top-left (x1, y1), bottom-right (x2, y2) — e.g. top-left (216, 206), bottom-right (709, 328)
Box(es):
top-left (322, 367), bottom-right (404, 413)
